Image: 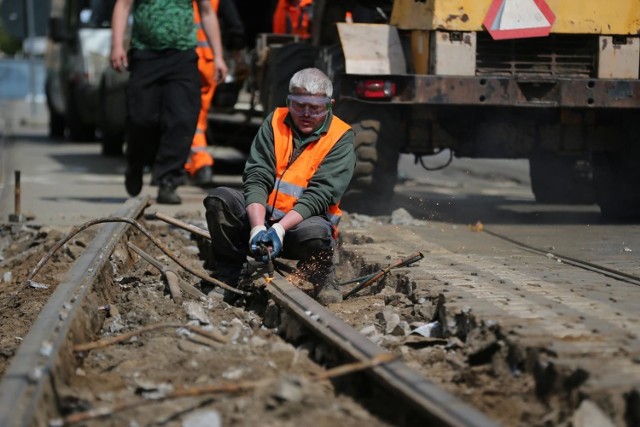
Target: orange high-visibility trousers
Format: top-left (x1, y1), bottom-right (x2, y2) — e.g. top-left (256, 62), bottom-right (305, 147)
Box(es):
top-left (185, 55), bottom-right (216, 176)
top-left (185, 0), bottom-right (219, 177)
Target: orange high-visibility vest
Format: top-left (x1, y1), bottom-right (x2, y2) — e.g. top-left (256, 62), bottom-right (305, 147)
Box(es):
top-left (267, 108), bottom-right (351, 237)
top-left (272, 0), bottom-right (313, 39)
top-left (193, 0), bottom-right (220, 60)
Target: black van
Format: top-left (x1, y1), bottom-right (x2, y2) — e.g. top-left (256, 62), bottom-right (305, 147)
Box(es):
top-left (45, 0), bottom-right (127, 155)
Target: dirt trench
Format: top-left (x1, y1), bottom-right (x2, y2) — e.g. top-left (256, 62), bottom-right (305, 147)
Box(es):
top-left (0, 214), bottom-right (617, 426)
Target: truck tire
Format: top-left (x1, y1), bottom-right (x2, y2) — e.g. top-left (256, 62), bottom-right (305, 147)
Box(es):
top-left (592, 149), bottom-right (640, 219)
top-left (67, 85), bottom-right (95, 142)
top-left (99, 80), bottom-right (125, 157)
top-left (351, 120), bottom-right (381, 186)
top-left (337, 102), bottom-right (400, 202)
top-left (529, 148), bottom-right (595, 204)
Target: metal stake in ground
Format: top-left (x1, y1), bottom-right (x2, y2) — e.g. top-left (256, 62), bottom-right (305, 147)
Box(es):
top-left (9, 170), bottom-right (25, 223)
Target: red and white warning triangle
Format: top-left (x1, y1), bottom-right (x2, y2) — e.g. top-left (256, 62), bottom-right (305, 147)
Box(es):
top-left (483, 0), bottom-right (555, 40)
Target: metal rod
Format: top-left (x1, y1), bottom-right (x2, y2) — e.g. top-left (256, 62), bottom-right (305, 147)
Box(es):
top-left (127, 242), bottom-right (182, 304)
top-left (343, 252), bottom-right (424, 299)
top-left (147, 211), bottom-right (211, 240)
top-left (127, 241), bottom-right (207, 301)
top-left (14, 170), bottom-right (21, 217)
top-left (24, 216), bottom-right (248, 296)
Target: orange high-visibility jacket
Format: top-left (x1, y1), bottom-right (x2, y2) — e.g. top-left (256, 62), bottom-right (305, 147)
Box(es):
top-left (272, 0), bottom-right (313, 39)
top-left (193, 0), bottom-right (220, 60)
top-left (267, 108), bottom-right (351, 237)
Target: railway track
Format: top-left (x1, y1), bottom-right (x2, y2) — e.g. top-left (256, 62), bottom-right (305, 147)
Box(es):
top-left (0, 197), bottom-right (638, 426)
top-left (0, 197), bottom-right (497, 427)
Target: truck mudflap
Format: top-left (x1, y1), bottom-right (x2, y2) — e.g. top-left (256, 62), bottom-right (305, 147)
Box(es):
top-left (338, 75), bottom-right (640, 109)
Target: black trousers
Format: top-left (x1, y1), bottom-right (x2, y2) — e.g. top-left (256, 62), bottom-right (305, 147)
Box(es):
top-left (125, 49), bottom-right (200, 183)
top-left (203, 187), bottom-right (336, 284)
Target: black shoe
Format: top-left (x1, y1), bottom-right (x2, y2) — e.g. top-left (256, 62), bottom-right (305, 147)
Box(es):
top-left (192, 166), bottom-right (214, 187)
top-left (157, 180), bottom-right (181, 204)
top-left (124, 165), bottom-right (143, 196)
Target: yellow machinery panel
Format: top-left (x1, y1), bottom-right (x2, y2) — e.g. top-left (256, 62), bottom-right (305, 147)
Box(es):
top-left (391, 0), bottom-right (640, 35)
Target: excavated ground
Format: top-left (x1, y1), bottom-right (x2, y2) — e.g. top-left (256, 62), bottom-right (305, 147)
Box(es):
top-left (0, 210), bottom-right (588, 426)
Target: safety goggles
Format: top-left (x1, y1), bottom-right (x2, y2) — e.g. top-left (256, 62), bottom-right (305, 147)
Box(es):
top-left (286, 95), bottom-right (331, 118)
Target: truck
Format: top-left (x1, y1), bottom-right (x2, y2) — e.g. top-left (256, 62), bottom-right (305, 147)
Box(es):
top-left (46, 0), bottom-right (640, 218)
top-left (247, 0), bottom-right (640, 219)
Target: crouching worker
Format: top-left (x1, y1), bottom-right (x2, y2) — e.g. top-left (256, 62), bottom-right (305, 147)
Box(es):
top-left (203, 68), bottom-right (355, 305)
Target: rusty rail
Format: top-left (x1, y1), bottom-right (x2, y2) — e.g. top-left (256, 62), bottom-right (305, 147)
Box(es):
top-left (0, 197), bottom-right (151, 427)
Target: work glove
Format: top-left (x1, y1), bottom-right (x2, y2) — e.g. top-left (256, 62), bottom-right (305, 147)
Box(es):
top-left (257, 223), bottom-right (285, 263)
top-left (249, 225), bottom-right (268, 258)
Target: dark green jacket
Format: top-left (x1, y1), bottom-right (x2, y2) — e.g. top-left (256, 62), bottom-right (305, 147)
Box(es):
top-left (243, 110), bottom-right (356, 220)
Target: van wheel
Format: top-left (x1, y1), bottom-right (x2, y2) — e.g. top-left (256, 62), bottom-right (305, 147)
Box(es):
top-left (46, 78), bottom-right (65, 139)
top-left (101, 130), bottom-right (125, 157)
top-left (49, 109), bottom-right (65, 139)
top-left (99, 80), bottom-right (125, 157)
top-left (67, 85), bottom-right (95, 141)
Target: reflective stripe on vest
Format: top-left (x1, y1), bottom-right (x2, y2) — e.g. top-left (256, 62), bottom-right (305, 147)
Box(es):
top-left (267, 108), bottom-right (351, 236)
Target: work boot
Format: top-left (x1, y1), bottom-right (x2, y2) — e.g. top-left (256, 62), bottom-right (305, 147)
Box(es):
top-left (315, 280), bottom-right (343, 305)
top-left (298, 256), bottom-right (342, 305)
top-left (124, 164), bottom-right (143, 196)
top-left (204, 262), bottom-right (243, 303)
top-left (192, 165), bottom-right (214, 187)
top-left (156, 179), bottom-right (181, 204)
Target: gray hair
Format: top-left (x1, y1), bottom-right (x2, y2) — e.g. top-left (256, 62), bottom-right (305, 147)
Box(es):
top-left (289, 68), bottom-right (333, 98)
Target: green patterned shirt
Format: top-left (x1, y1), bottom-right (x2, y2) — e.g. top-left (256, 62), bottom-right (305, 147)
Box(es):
top-left (131, 0), bottom-right (197, 51)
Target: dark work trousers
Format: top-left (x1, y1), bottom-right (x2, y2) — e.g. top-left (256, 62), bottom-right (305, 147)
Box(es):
top-left (125, 49), bottom-right (200, 184)
top-left (203, 187), bottom-right (337, 285)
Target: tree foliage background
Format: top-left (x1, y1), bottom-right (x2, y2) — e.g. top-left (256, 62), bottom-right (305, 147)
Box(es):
top-left (0, 18), bottom-right (23, 56)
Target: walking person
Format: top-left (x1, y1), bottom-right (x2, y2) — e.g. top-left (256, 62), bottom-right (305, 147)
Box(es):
top-left (203, 68), bottom-right (355, 305)
top-left (185, 0), bottom-right (247, 186)
top-left (110, 0), bottom-right (228, 204)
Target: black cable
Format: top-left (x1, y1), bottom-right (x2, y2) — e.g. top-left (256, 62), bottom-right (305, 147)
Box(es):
top-left (416, 149), bottom-right (453, 171)
top-left (484, 228), bottom-right (640, 287)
